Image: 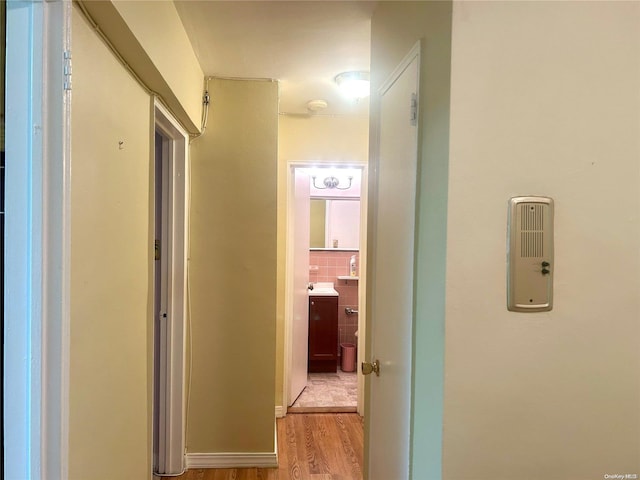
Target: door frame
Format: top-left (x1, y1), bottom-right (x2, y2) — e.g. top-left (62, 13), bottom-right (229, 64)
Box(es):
top-left (152, 100), bottom-right (189, 475)
top-left (4, 1), bottom-right (70, 478)
top-left (283, 162), bottom-right (368, 412)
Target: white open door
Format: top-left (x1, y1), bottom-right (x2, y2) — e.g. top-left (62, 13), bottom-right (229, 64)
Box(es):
top-left (365, 43), bottom-right (420, 479)
top-left (288, 169), bottom-right (311, 405)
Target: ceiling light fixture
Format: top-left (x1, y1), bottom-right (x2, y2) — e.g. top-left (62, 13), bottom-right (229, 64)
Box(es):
top-left (335, 71), bottom-right (370, 99)
top-left (312, 175), bottom-right (353, 190)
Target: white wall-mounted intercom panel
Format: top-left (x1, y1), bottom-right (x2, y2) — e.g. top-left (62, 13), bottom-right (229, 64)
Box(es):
top-left (507, 196), bottom-right (554, 312)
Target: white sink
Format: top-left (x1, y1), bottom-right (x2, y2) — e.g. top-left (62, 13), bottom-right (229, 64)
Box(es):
top-left (309, 282), bottom-right (338, 297)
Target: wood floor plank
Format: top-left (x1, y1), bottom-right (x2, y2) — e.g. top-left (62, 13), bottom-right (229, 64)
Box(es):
top-left (341, 415), bottom-right (363, 480)
top-left (335, 414), bottom-right (363, 479)
top-left (294, 414), bottom-right (311, 476)
top-left (303, 414), bottom-right (324, 475)
top-left (316, 414), bottom-right (348, 477)
top-left (342, 414), bottom-right (365, 459)
top-left (285, 415), bottom-right (302, 480)
top-left (173, 414), bottom-right (363, 480)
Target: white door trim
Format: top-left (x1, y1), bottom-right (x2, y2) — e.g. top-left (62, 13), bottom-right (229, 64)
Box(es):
top-left (153, 100), bottom-right (189, 475)
top-left (379, 42), bottom-right (421, 97)
top-left (5, 1), bottom-right (71, 478)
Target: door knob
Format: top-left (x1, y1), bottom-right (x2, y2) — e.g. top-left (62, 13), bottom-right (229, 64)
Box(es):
top-left (361, 359), bottom-right (380, 376)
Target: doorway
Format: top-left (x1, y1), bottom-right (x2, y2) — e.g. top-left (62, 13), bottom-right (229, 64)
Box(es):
top-left (285, 164), bottom-right (367, 413)
top-left (152, 102), bottom-right (189, 476)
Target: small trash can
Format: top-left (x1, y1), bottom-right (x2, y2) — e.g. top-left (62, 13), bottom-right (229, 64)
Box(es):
top-left (340, 343), bottom-right (357, 372)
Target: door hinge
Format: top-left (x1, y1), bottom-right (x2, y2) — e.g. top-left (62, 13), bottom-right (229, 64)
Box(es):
top-left (63, 50), bottom-right (73, 91)
top-left (410, 93), bottom-right (418, 126)
top-left (155, 240), bottom-right (160, 261)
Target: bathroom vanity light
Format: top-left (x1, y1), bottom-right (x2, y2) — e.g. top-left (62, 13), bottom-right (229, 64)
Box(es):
top-left (312, 175), bottom-right (353, 190)
top-left (335, 71), bottom-right (370, 99)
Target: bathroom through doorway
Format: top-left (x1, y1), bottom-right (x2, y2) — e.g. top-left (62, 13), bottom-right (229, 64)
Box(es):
top-left (285, 164), bottom-right (367, 413)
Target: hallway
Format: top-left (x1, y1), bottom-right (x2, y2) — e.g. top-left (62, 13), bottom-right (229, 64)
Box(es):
top-left (175, 413), bottom-right (363, 480)
top-left (6, 2), bottom-right (640, 479)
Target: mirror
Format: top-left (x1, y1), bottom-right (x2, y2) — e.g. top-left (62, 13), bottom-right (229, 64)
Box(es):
top-left (310, 198), bottom-right (360, 249)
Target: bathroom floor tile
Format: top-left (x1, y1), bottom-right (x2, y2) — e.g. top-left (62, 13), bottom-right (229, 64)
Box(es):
top-left (291, 369), bottom-right (357, 409)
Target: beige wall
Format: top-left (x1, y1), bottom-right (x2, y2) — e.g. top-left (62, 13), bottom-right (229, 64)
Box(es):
top-left (80, 0), bottom-right (204, 133)
top-left (70, 8), bottom-right (153, 479)
top-left (279, 115), bottom-right (370, 163)
top-left (369, 2), bottom-right (452, 478)
top-left (188, 78), bottom-right (279, 453)
top-left (276, 114), bottom-right (369, 408)
top-left (69, 2), bottom-right (208, 475)
top-left (371, 2), bottom-right (640, 478)
top-left (444, 2), bottom-right (640, 478)
top-left (111, 0), bottom-right (204, 131)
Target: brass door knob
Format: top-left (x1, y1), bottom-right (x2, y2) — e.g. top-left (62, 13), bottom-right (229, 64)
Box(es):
top-left (361, 359), bottom-right (380, 376)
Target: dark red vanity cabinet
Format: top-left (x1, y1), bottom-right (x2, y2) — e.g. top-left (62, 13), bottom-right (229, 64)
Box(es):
top-left (308, 295), bottom-right (338, 372)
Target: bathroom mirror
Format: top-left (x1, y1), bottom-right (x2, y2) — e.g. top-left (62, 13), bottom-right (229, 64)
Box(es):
top-left (310, 198), bottom-right (360, 249)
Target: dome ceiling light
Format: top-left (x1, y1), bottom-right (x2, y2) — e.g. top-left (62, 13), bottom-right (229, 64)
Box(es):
top-left (335, 71), bottom-right (370, 99)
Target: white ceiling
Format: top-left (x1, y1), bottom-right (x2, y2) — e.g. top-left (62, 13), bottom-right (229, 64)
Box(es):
top-left (174, 1), bottom-right (375, 116)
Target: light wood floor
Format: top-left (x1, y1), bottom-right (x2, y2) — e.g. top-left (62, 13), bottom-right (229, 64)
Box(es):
top-left (174, 413), bottom-right (363, 480)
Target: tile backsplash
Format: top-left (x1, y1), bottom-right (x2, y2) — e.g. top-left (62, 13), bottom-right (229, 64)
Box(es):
top-left (309, 250), bottom-right (359, 353)
top-left (309, 250), bottom-right (360, 282)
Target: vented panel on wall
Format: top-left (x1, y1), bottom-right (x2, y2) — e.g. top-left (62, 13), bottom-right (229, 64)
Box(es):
top-left (507, 196), bottom-right (554, 312)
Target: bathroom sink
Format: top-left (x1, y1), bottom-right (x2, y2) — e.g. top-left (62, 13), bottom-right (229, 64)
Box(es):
top-left (309, 282), bottom-right (338, 297)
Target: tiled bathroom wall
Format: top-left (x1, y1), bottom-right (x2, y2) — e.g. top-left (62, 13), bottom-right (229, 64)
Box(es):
top-left (309, 250), bottom-right (359, 355)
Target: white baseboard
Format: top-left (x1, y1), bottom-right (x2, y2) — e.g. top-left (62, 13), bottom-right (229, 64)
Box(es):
top-left (186, 452), bottom-right (277, 469)
top-left (186, 420), bottom-right (279, 469)
top-left (275, 405), bottom-right (286, 418)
